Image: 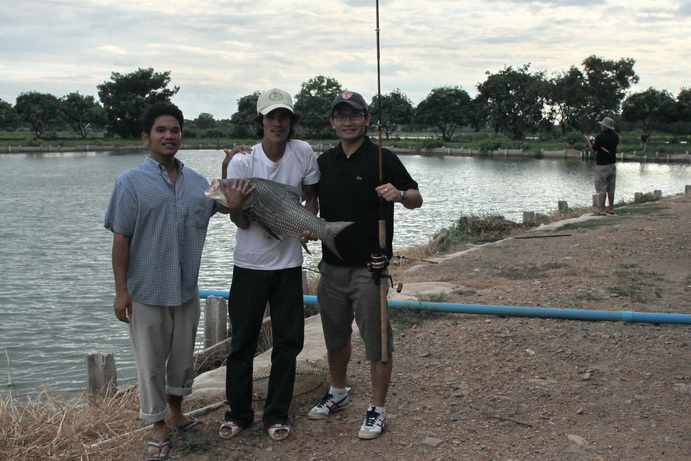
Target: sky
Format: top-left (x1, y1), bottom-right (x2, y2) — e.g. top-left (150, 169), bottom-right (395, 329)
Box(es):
top-left (1, 0), bottom-right (690, 120)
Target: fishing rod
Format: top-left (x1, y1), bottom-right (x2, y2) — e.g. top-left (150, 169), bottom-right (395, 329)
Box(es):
top-left (393, 255), bottom-right (439, 265)
top-left (370, 0), bottom-right (392, 363)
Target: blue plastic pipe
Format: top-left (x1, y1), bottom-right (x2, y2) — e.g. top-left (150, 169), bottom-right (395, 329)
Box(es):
top-left (198, 290), bottom-right (691, 325)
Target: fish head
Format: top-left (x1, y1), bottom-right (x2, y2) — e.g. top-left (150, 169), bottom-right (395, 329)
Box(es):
top-left (204, 179), bottom-right (227, 207)
top-left (205, 178), bottom-right (259, 210)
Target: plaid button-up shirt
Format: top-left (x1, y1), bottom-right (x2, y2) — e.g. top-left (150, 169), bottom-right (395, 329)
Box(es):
top-left (105, 156), bottom-right (217, 306)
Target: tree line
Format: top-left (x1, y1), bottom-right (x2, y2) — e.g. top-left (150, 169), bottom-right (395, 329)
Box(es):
top-left (1, 56), bottom-right (689, 142)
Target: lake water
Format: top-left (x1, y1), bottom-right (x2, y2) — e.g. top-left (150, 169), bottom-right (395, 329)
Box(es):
top-left (0, 149), bottom-right (688, 396)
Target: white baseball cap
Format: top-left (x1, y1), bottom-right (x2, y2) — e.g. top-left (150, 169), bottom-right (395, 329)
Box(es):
top-left (257, 88), bottom-right (294, 115)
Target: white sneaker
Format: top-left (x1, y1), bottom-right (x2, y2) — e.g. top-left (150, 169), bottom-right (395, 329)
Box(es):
top-left (358, 406), bottom-right (386, 439)
top-left (308, 388), bottom-right (350, 420)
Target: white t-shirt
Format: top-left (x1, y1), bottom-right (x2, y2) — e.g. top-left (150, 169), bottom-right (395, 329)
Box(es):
top-left (226, 139), bottom-right (320, 270)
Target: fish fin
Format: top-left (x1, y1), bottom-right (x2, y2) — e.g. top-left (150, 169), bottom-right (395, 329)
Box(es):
top-left (321, 221), bottom-right (354, 260)
top-left (301, 240), bottom-right (311, 255)
top-left (262, 225), bottom-right (283, 241)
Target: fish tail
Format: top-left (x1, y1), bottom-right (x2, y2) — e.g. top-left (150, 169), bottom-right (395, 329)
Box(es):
top-left (321, 221), bottom-right (354, 260)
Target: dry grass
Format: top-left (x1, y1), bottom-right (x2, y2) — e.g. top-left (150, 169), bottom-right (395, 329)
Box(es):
top-left (0, 362), bottom-right (330, 461)
top-left (0, 387), bottom-right (143, 460)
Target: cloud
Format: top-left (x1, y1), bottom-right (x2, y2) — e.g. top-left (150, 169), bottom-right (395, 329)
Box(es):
top-left (0, 0), bottom-right (689, 118)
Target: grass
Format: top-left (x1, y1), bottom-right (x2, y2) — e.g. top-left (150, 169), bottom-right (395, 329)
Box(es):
top-left (559, 193), bottom-right (667, 231)
top-left (496, 262), bottom-right (569, 280)
top-left (412, 204), bottom-right (594, 258)
top-left (608, 285), bottom-right (647, 303)
top-left (0, 387), bottom-right (143, 460)
top-left (390, 305), bottom-right (445, 330)
top-left (4, 350), bottom-right (14, 389)
top-left (575, 292), bottom-right (604, 302)
top-left (0, 131), bottom-right (258, 151)
top-left (2, 129), bottom-right (690, 157)
top-left (614, 269), bottom-right (664, 282)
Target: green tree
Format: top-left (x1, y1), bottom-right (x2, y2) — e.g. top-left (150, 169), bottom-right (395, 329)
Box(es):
top-left (194, 112), bottom-right (216, 130)
top-left (0, 98), bottom-right (19, 131)
top-left (60, 92), bottom-right (105, 138)
top-left (415, 86), bottom-right (472, 142)
top-left (621, 87), bottom-right (676, 132)
top-left (580, 55), bottom-right (639, 122)
top-left (674, 88), bottom-right (691, 122)
top-left (546, 56), bottom-right (639, 134)
top-left (548, 66), bottom-right (591, 134)
top-left (475, 64), bottom-right (548, 139)
top-left (230, 92), bottom-right (260, 137)
top-left (97, 68), bottom-right (179, 139)
top-left (15, 91), bottom-right (62, 139)
top-left (369, 89), bottom-right (414, 139)
top-left (294, 76), bottom-right (343, 138)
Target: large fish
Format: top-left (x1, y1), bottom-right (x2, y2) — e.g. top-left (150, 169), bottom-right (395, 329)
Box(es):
top-left (205, 177), bottom-right (353, 259)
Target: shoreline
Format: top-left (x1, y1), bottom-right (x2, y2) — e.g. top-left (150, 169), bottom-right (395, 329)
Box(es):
top-left (1, 143), bottom-right (690, 163)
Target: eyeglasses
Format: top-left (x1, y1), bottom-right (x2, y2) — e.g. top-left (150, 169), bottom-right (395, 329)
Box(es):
top-left (333, 112), bottom-right (365, 122)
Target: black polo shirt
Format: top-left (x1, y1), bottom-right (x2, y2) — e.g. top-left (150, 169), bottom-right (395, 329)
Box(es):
top-left (317, 136), bottom-right (418, 266)
top-left (593, 129), bottom-right (619, 165)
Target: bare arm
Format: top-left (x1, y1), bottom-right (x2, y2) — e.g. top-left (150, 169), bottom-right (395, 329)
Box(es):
top-left (112, 232), bottom-right (132, 324)
top-left (229, 209), bottom-right (250, 229)
top-left (583, 135), bottom-right (594, 151)
top-left (376, 183), bottom-right (423, 210)
top-left (221, 145), bottom-right (252, 179)
top-left (302, 183), bottom-right (319, 215)
top-left (300, 183), bottom-right (320, 242)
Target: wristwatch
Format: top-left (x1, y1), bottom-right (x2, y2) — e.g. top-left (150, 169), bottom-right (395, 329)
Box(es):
top-left (399, 190), bottom-right (408, 201)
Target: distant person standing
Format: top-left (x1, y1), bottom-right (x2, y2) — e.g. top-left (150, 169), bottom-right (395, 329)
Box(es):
top-left (105, 102), bottom-right (216, 460)
top-left (585, 116), bottom-right (619, 216)
top-left (640, 131), bottom-right (649, 152)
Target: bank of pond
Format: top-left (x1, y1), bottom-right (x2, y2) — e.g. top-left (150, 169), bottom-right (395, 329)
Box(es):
top-left (2, 142), bottom-right (690, 163)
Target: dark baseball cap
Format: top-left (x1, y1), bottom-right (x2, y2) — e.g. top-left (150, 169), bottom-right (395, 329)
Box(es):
top-left (331, 91), bottom-right (368, 111)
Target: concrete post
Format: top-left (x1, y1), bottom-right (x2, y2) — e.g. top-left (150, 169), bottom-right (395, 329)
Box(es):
top-left (462, 217), bottom-right (473, 232)
top-left (686, 185), bottom-right (691, 194)
top-left (654, 190), bottom-right (662, 197)
top-left (204, 296), bottom-right (228, 349)
top-left (592, 194), bottom-right (599, 207)
top-left (558, 201), bottom-right (569, 214)
top-left (86, 352), bottom-right (117, 397)
top-left (635, 192), bottom-right (643, 201)
top-left (523, 211), bottom-right (536, 226)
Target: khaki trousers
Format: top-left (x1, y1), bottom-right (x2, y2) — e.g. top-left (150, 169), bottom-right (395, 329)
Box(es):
top-left (129, 295), bottom-right (200, 422)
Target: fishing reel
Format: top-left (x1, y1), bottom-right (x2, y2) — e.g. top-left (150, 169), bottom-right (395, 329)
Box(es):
top-left (368, 253), bottom-right (394, 287)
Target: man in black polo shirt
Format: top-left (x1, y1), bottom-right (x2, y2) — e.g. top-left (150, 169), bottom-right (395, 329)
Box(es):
top-left (307, 91), bottom-right (422, 439)
top-left (585, 116), bottom-right (619, 216)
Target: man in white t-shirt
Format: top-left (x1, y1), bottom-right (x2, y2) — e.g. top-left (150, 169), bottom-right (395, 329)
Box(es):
top-left (218, 89), bottom-right (319, 442)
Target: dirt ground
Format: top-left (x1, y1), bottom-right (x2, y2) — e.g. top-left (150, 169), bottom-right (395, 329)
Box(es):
top-left (114, 192), bottom-right (691, 461)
